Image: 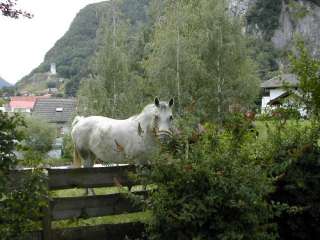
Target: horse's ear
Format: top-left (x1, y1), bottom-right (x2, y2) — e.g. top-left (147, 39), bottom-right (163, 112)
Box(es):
top-left (155, 97), bottom-right (160, 107)
top-left (169, 98), bottom-right (174, 108)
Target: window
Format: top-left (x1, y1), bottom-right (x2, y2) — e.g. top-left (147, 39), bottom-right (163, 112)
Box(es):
top-left (263, 89), bottom-right (270, 97)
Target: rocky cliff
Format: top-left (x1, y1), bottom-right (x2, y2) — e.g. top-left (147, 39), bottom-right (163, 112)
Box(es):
top-left (245, 0), bottom-right (320, 55)
top-left (272, 0), bottom-right (320, 56)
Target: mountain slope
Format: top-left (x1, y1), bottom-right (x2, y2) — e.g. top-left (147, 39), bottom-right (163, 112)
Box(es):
top-left (17, 0), bottom-right (150, 96)
top-left (0, 76), bottom-right (11, 88)
top-left (17, 0), bottom-right (320, 95)
top-left (17, 1), bottom-right (111, 95)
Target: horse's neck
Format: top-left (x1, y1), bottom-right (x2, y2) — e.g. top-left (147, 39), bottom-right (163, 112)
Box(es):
top-left (133, 106), bottom-right (156, 134)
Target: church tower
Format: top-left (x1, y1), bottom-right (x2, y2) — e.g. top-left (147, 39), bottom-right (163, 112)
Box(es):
top-left (50, 63), bottom-right (57, 75)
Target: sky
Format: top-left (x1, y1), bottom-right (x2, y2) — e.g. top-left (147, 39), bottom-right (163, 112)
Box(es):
top-left (0, 0), bottom-right (105, 84)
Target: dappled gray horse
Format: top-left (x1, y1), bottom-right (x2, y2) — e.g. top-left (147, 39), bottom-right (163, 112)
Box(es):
top-left (71, 97), bottom-right (174, 169)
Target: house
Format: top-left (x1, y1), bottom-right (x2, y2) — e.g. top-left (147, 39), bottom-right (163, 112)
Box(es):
top-left (6, 96), bottom-right (49, 113)
top-left (32, 98), bottom-right (77, 136)
top-left (261, 74), bottom-right (301, 113)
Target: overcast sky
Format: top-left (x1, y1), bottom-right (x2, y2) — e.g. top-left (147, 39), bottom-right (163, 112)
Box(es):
top-left (0, 0), bottom-right (104, 84)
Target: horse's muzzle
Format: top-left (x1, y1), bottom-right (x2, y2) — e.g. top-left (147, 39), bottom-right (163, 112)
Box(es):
top-left (157, 130), bottom-right (172, 143)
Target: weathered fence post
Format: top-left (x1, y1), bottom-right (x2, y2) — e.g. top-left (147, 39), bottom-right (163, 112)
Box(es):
top-left (42, 204), bottom-right (52, 240)
top-left (42, 170), bottom-right (52, 240)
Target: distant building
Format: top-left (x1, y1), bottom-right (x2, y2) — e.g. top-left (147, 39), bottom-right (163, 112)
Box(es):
top-left (261, 74), bottom-right (306, 116)
top-left (50, 63), bottom-right (57, 75)
top-left (6, 96), bottom-right (49, 113)
top-left (32, 98), bottom-right (77, 136)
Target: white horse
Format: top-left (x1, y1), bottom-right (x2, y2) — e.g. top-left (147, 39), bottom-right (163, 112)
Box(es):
top-left (71, 97), bottom-right (174, 169)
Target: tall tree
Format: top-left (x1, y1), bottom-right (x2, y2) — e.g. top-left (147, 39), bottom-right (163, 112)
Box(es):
top-left (0, 0), bottom-right (32, 18)
top-left (78, 0), bottom-right (143, 118)
top-left (145, 0), bottom-right (259, 122)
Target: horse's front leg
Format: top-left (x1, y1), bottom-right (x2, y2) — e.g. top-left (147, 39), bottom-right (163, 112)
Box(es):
top-left (84, 152), bottom-right (96, 196)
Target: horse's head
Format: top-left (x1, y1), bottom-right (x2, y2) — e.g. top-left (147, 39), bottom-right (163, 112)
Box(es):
top-left (152, 97), bottom-right (174, 143)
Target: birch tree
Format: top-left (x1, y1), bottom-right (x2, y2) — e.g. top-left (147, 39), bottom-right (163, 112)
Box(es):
top-left (145, 0), bottom-right (259, 121)
top-left (78, 0), bottom-right (131, 118)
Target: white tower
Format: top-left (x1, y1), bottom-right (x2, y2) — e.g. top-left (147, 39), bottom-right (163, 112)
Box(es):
top-left (50, 63), bottom-right (57, 75)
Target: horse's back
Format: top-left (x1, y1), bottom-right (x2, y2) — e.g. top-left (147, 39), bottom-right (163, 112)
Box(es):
top-left (72, 116), bottom-right (108, 147)
top-left (71, 115), bottom-right (141, 163)
top-left (71, 116), bottom-right (131, 150)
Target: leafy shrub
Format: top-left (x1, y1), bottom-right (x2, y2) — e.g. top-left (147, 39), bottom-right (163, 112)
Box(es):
top-left (0, 112), bottom-right (47, 239)
top-left (62, 133), bottom-right (74, 161)
top-left (21, 116), bottom-right (56, 165)
top-left (0, 112), bottom-right (25, 171)
top-left (146, 116), bottom-right (278, 240)
top-left (266, 40), bottom-right (320, 240)
top-left (256, 115), bottom-right (320, 240)
top-left (0, 169), bottom-right (47, 239)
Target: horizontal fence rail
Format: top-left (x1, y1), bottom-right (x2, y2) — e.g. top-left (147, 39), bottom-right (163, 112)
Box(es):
top-left (51, 190), bottom-right (147, 220)
top-left (48, 165), bottom-right (137, 190)
top-left (31, 222), bottom-right (146, 240)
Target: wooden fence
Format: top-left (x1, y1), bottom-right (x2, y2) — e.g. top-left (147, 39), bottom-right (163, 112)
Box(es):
top-left (12, 165), bottom-right (147, 240)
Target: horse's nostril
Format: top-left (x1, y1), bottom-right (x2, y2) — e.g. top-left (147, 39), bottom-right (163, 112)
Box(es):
top-left (157, 131), bottom-right (172, 144)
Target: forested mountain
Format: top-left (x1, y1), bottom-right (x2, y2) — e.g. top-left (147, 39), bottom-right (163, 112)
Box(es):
top-left (17, 0), bottom-right (320, 96)
top-left (0, 76), bottom-right (11, 88)
top-left (17, 0), bottom-right (151, 96)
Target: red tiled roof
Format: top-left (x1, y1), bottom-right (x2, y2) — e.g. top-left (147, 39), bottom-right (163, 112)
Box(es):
top-left (10, 101), bottom-right (35, 109)
top-left (9, 96), bottom-right (49, 109)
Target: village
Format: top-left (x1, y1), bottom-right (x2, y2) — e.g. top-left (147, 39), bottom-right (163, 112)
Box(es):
top-left (1, 0), bottom-right (320, 240)
top-left (0, 66), bottom-right (306, 161)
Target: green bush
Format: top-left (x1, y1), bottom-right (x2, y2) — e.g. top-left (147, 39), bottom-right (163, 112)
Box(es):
top-left (267, 122), bottom-right (320, 240)
top-left (62, 133), bottom-right (74, 161)
top-left (21, 116), bottom-right (56, 165)
top-left (0, 112), bottom-right (47, 240)
top-left (266, 40), bottom-right (320, 240)
top-left (146, 117), bottom-right (278, 240)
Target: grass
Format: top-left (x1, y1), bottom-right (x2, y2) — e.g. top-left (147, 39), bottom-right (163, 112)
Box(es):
top-left (51, 185), bottom-right (152, 198)
top-left (52, 211), bottom-right (151, 229)
top-left (255, 119), bottom-right (311, 139)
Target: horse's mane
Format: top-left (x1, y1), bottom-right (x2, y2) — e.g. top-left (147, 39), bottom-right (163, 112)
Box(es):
top-left (130, 102), bottom-right (169, 121)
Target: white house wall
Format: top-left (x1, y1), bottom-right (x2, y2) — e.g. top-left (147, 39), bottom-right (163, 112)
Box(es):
top-left (261, 88), bottom-right (286, 113)
top-left (270, 89), bottom-right (286, 99)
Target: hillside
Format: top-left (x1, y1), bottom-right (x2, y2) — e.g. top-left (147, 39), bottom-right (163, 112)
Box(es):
top-left (17, 0), bottom-right (150, 96)
top-left (17, 0), bottom-right (320, 95)
top-left (0, 76), bottom-right (11, 88)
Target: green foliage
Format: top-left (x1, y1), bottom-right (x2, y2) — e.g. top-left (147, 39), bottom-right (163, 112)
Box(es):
top-left (0, 169), bottom-right (47, 240)
top-left (0, 86), bottom-right (15, 97)
top-left (146, 116), bottom-right (277, 240)
top-left (145, 0), bottom-right (259, 121)
top-left (21, 116), bottom-right (56, 165)
top-left (18, 0), bottom-right (152, 97)
top-left (62, 134), bottom-right (73, 161)
top-left (0, 112), bottom-right (47, 239)
top-left (290, 40), bottom-right (320, 118)
top-left (0, 112), bottom-right (25, 171)
top-left (246, 0), bottom-right (282, 40)
top-left (260, 41), bottom-right (320, 240)
top-left (47, 80), bottom-right (57, 89)
top-left (78, 0), bottom-right (151, 118)
top-left (288, 0), bottom-right (309, 21)
top-left (247, 37), bottom-right (280, 80)
top-left (258, 118), bottom-right (320, 240)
